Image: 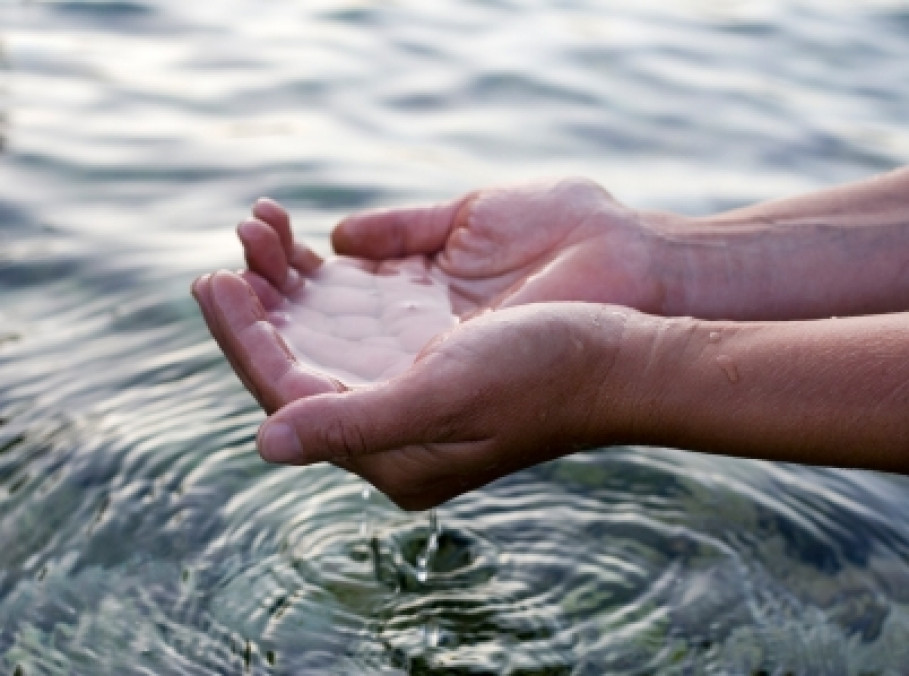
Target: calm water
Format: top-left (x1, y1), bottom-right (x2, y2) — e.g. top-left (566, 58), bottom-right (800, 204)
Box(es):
top-left (3, 1), bottom-right (909, 673)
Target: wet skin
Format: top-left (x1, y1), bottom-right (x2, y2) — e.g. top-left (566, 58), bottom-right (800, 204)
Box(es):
top-left (192, 179), bottom-right (651, 508)
top-left (193, 169), bottom-right (909, 509)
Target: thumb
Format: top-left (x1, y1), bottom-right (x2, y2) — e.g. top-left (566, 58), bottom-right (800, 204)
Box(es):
top-left (330, 192), bottom-right (475, 259)
top-left (256, 379), bottom-right (430, 464)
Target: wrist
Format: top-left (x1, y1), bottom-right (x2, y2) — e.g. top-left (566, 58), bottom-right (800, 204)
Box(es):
top-left (572, 305), bottom-right (686, 449)
top-left (632, 209), bottom-right (717, 318)
top-left (638, 209), bottom-right (782, 320)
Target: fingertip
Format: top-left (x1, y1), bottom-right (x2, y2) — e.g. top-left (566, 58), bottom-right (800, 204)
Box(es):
top-left (236, 217), bottom-right (257, 239)
top-left (210, 270), bottom-right (266, 320)
top-left (252, 198), bottom-right (294, 254)
top-left (330, 209), bottom-right (405, 258)
top-left (252, 196), bottom-right (283, 218)
top-left (329, 220), bottom-right (356, 255)
top-left (236, 218), bottom-right (290, 289)
top-left (190, 273), bottom-right (209, 300)
top-left (258, 420), bottom-right (305, 464)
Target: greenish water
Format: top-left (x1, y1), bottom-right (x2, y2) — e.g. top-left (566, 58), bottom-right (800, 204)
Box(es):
top-left (2, 1), bottom-right (909, 673)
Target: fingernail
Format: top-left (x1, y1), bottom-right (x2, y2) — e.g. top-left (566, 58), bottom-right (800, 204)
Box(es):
top-left (259, 422), bottom-right (302, 463)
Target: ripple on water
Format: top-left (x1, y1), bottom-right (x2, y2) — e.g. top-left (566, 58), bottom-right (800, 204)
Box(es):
top-left (3, 0), bottom-right (909, 673)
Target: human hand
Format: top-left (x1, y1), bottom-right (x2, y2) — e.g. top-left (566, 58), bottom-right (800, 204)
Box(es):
top-left (201, 177), bottom-right (670, 393)
top-left (331, 177), bottom-right (670, 316)
top-left (194, 198), bottom-right (459, 393)
top-left (194, 265), bottom-right (632, 510)
top-left (191, 184), bottom-right (655, 508)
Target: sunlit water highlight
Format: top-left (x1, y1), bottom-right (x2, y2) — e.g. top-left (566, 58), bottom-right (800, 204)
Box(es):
top-left (2, 1), bottom-right (909, 673)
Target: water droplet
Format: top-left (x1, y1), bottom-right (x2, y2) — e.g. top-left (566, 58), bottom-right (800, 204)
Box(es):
top-left (708, 331), bottom-right (721, 343)
top-left (243, 640), bottom-right (252, 669)
top-left (415, 509), bottom-right (440, 583)
top-left (423, 618), bottom-right (441, 648)
top-left (715, 355), bottom-right (740, 383)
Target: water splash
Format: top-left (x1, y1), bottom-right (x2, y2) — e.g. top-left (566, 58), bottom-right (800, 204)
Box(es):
top-left (415, 508), bottom-right (440, 584)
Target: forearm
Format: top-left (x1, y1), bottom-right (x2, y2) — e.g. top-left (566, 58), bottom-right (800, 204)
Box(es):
top-left (647, 167), bottom-right (909, 320)
top-left (594, 310), bottom-right (909, 473)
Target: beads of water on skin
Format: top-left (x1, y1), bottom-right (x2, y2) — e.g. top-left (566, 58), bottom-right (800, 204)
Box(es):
top-left (708, 331), bottom-right (721, 343)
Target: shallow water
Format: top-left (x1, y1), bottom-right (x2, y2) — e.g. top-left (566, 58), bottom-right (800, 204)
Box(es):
top-left (2, 1), bottom-right (909, 673)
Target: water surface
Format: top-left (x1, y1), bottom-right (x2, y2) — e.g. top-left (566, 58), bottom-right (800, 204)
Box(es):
top-left (2, 1), bottom-right (909, 673)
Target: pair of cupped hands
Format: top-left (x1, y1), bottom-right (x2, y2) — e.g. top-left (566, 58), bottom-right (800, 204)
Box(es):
top-left (193, 178), bottom-right (664, 510)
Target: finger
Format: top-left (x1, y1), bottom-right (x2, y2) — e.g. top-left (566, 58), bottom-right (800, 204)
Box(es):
top-left (252, 197), bottom-right (325, 275)
top-left (237, 219), bottom-right (290, 290)
top-left (192, 273), bottom-right (262, 403)
top-left (252, 197), bottom-right (294, 258)
top-left (208, 271), bottom-right (342, 413)
top-left (256, 373), bottom-right (436, 464)
top-left (289, 241), bottom-right (324, 275)
top-left (240, 270), bottom-right (285, 311)
top-left (331, 192), bottom-right (476, 259)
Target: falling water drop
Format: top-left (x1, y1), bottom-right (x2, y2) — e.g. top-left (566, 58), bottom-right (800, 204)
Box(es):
top-left (423, 617), bottom-right (441, 648)
top-left (359, 484), bottom-right (373, 537)
top-left (416, 509), bottom-right (440, 584)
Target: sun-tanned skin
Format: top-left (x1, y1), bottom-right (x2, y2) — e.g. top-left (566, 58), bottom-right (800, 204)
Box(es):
top-left (193, 169), bottom-right (909, 510)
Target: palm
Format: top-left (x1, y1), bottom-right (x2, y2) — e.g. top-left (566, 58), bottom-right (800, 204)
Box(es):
top-left (258, 255), bottom-right (455, 384)
top-left (197, 208), bottom-right (461, 394)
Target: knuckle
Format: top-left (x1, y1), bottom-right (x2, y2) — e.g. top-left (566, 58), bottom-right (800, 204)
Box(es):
top-left (320, 417), bottom-right (368, 459)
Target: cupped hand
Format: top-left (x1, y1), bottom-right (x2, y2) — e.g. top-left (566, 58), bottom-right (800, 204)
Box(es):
top-left (192, 180), bottom-right (654, 508)
top-left (194, 198), bottom-right (459, 392)
top-left (332, 177), bottom-right (668, 316)
top-left (194, 265), bottom-right (630, 510)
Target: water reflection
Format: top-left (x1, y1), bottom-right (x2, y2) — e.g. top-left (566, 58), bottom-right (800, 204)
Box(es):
top-left (1, 0), bottom-right (909, 673)
top-left (0, 46), bottom-right (6, 153)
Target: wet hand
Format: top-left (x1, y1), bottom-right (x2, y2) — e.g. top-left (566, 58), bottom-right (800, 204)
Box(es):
top-left (331, 177), bottom-right (668, 315)
top-left (193, 198), bottom-right (459, 399)
top-left (194, 265), bottom-right (629, 510)
top-left (191, 188), bottom-right (646, 508)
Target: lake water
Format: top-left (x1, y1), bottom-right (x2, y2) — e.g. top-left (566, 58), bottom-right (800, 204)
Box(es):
top-left (2, 1), bottom-right (909, 673)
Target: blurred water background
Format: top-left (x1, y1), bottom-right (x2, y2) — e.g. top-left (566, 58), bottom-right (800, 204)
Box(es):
top-left (2, 0), bottom-right (909, 673)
